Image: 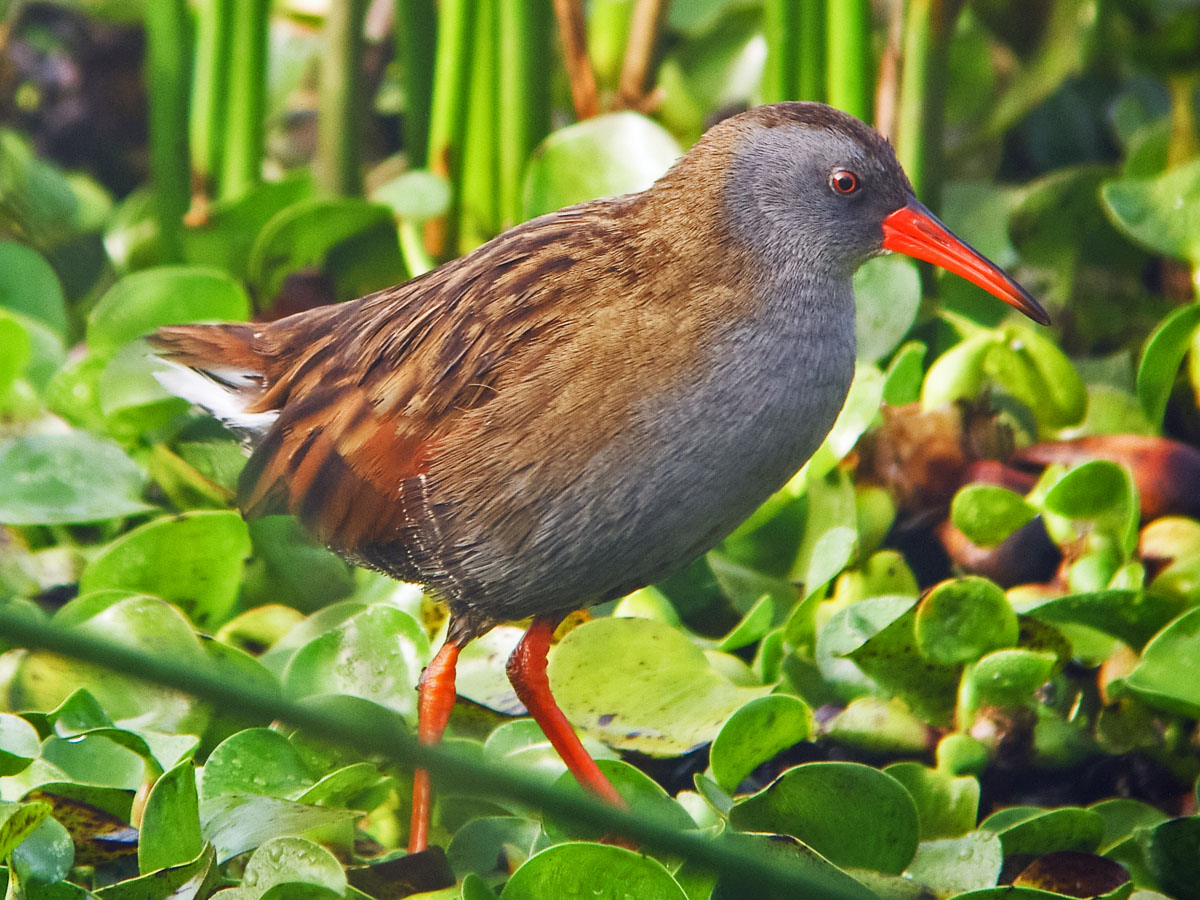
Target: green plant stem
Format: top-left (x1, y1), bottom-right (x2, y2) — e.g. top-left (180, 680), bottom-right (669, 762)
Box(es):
top-left (497, 0), bottom-right (551, 227)
top-left (1167, 71), bottom-right (1200, 168)
top-left (426, 0), bottom-right (477, 255)
top-left (0, 605), bottom-right (869, 900)
top-left (457, 0), bottom-right (499, 252)
top-left (189, 0), bottom-right (232, 217)
top-left (825, 0), bottom-right (872, 122)
top-left (762, 0), bottom-right (797, 103)
top-left (317, 0), bottom-right (369, 196)
top-left (144, 0), bottom-right (190, 262)
top-left (220, 0), bottom-right (270, 200)
top-left (895, 0), bottom-right (962, 212)
top-left (395, 0), bottom-right (437, 169)
top-left (798, 0), bottom-right (827, 103)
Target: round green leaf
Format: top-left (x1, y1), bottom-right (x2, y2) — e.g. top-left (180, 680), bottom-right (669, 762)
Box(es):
top-left (0, 713), bottom-right (40, 776)
top-left (544, 759), bottom-right (695, 845)
top-left (522, 112), bottom-right (682, 219)
top-left (447, 816), bottom-right (542, 879)
top-left (547, 617), bottom-right (772, 756)
top-left (370, 170), bottom-right (451, 223)
top-left (1122, 607), bottom-right (1200, 718)
top-left (1102, 159), bottom-right (1200, 264)
top-left (729, 761), bottom-right (920, 874)
top-left (139, 760), bottom-right (202, 874)
top-left (0, 313), bottom-right (32, 401)
top-left (199, 794), bottom-right (358, 864)
top-left (981, 805), bottom-right (1104, 856)
top-left (201, 729), bottom-right (315, 802)
top-left (1137, 816), bottom-right (1200, 900)
top-left (916, 577), bottom-right (1018, 666)
top-left (884, 762), bottom-right (980, 841)
top-left (921, 333), bottom-right (995, 410)
top-left (86, 266), bottom-right (251, 356)
top-left (1136, 301), bottom-right (1200, 428)
top-left (969, 649), bottom-right (1057, 707)
top-left (0, 801), bottom-right (52, 859)
top-left (710, 695), bottom-right (813, 793)
top-left (234, 837), bottom-right (347, 900)
top-left (41, 733), bottom-right (145, 789)
top-left (79, 510), bottom-right (251, 628)
top-left (282, 605), bottom-right (430, 722)
top-left (1042, 460), bottom-right (1139, 554)
top-left (0, 433), bottom-right (154, 524)
top-left (500, 843), bottom-right (686, 900)
top-left (904, 831), bottom-right (1004, 896)
top-left (0, 242), bottom-right (68, 336)
top-left (1016, 589), bottom-right (1184, 650)
top-left (882, 341), bottom-right (927, 407)
top-left (855, 256), bottom-right (921, 363)
top-left (951, 485), bottom-right (1038, 549)
top-left (984, 326), bottom-right (1087, 431)
top-left (11, 815), bottom-right (74, 884)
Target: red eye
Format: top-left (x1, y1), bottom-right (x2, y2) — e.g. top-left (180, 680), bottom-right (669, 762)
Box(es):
top-left (830, 169), bottom-right (860, 195)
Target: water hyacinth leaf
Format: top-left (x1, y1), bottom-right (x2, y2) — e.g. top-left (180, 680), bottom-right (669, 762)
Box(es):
top-left (282, 604), bottom-right (430, 722)
top-left (0, 433), bottom-right (154, 524)
top-left (882, 340), bottom-right (927, 407)
top-left (815, 593), bottom-right (914, 698)
top-left (41, 734), bottom-right (145, 790)
top-left (483, 718), bottom-right (615, 784)
top-left (951, 485), bottom-right (1038, 549)
top-left (248, 198), bottom-right (405, 302)
top-left (1015, 589), bottom-right (1184, 650)
top-left (1120, 607), bottom-right (1200, 718)
top-left (921, 333), bottom-right (995, 410)
top-left (855, 256), bottom-right (921, 364)
top-left (0, 801), bottom-right (52, 858)
top-left (823, 697), bottom-right (931, 756)
top-left (201, 729), bottom-right (315, 802)
top-left (1136, 302), bottom-right (1200, 428)
top-left (968, 649), bottom-right (1057, 707)
top-left (819, 363), bottom-right (886, 465)
top-left (0, 242), bottom-right (69, 336)
top-left (731, 762), bottom-right (919, 874)
top-left (11, 815), bottom-right (74, 885)
top-left (1101, 158), bottom-right (1200, 264)
top-left (790, 462), bottom-right (857, 596)
top-left (915, 577), bottom-right (1018, 666)
top-left (709, 694), bottom-right (812, 793)
top-left (79, 511), bottom-right (251, 628)
top-left (138, 761), bottom-right (202, 874)
top-left (455, 625), bottom-right (527, 717)
top-left (500, 843), bottom-right (686, 900)
top-left (199, 795), bottom-right (358, 864)
top-left (981, 805), bottom-right (1104, 856)
top-left (708, 831), bottom-right (878, 900)
top-left (241, 516), bottom-right (357, 615)
top-left (225, 837), bottom-right (347, 900)
top-left (883, 762), bottom-right (979, 841)
top-left (447, 818), bottom-right (542, 880)
top-left (984, 326), bottom-right (1087, 432)
top-left (86, 266), bottom-right (251, 357)
top-left (1042, 460), bottom-right (1139, 555)
top-left (0, 713), bottom-right (40, 776)
top-left (1090, 798), bottom-right (1169, 853)
top-left (717, 594), bottom-right (774, 652)
top-left (544, 759), bottom-right (695, 845)
top-left (1011, 851), bottom-right (1131, 897)
top-left (547, 617), bottom-right (772, 755)
top-left (370, 170), bottom-right (452, 222)
top-left (522, 112), bottom-right (682, 220)
top-left (1137, 816), bottom-right (1200, 900)
top-left (0, 313), bottom-right (31, 402)
top-left (903, 831), bottom-right (1004, 896)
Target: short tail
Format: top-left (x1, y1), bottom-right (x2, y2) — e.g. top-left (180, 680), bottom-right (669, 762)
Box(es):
top-left (149, 324), bottom-right (277, 439)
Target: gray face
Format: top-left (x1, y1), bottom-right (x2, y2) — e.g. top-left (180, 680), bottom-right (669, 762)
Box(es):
top-left (724, 121), bottom-right (913, 280)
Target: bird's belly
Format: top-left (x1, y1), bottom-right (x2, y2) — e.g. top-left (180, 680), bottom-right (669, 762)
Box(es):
top-left (439, 305), bottom-right (856, 622)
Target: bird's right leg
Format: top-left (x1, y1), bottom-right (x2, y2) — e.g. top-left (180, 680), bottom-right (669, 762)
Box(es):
top-left (408, 636), bottom-right (464, 853)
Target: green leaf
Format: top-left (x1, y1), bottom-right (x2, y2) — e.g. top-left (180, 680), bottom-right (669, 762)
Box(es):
top-left (0, 713), bottom-right (41, 776)
top-left (226, 837), bottom-right (347, 900)
top-left (199, 795), bottom-right (358, 864)
top-left (370, 170), bottom-right (451, 223)
top-left (1016, 589), bottom-right (1184, 650)
top-left (984, 325), bottom-right (1087, 431)
top-left (921, 333), bottom-right (995, 410)
top-left (11, 816), bottom-right (74, 885)
top-left (0, 242), bottom-right (69, 336)
top-left (79, 511), bottom-right (251, 628)
top-left (0, 433), bottom-right (154, 524)
top-left (93, 844), bottom-right (217, 900)
top-left (0, 800), bottom-right (52, 858)
top-left (981, 805), bottom-right (1104, 856)
top-left (884, 762), bottom-right (980, 841)
top-left (86, 266), bottom-right (251, 357)
top-left (1137, 816), bottom-right (1200, 900)
top-left (855, 256), bottom-right (922, 364)
top-left (1136, 302), bottom-right (1200, 428)
top-left (1042, 459), bottom-right (1139, 554)
top-left (522, 112), bottom-right (682, 219)
top-left (882, 341), bottom-right (927, 406)
top-left (241, 516), bottom-right (356, 615)
top-left (248, 198), bottom-right (404, 302)
top-left (200, 729), bottom-right (315, 801)
top-left (790, 463), bottom-right (858, 596)
top-left (951, 485), bottom-right (1038, 549)
top-left (915, 577), bottom-right (1018, 666)
top-left (709, 695), bottom-right (812, 793)
top-left (717, 595), bottom-right (774, 652)
top-left (41, 734), bottom-right (145, 790)
top-left (968, 650), bottom-right (1057, 707)
top-left (544, 759), bottom-right (696, 846)
top-left (282, 605), bottom-right (430, 722)
top-left (903, 831), bottom-right (1004, 895)
top-left (730, 762), bottom-right (919, 874)
top-left (1102, 159), bottom-right (1200, 265)
top-left (500, 843), bottom-right (686, 900)
top-left (1121, 607), bottom-right (1200, 718)
top-left (447, 816), bottom-right (542, 879)
top-left (547, 617), bottom-right (772, 756)
top-left (139, 761), bottom-right (202, 874)
top-left (709, 831), bottom-right (877, 900)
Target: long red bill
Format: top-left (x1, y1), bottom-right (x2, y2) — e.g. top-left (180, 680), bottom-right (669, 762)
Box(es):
top-left (881, 197), bottom-right (1050, 326)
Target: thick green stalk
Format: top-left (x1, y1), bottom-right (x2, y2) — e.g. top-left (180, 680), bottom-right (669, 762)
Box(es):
top-left (220, 0), bottom-right (270, 200)
top-left (395, 0), bottom-right (437, 168)
top-left (762, 0), bottom-right (798, 103)
top-left (457, 0), bottom-right (499, 252)
top-left (0, 605), bottom-right (874, 900)
top-left (426, 0), bottom-right (477, 254)
top-left (317, 0), bottom-right (370, 196)
top-left (189, 0), bottom-right (232, 214)
top-left (145, 0), bottom-right (190, 262)
top-left (797, 0), bottom-right (826, 102)
top-left (497, 0), bottom-right (551, 227)
top-left (825, 0), bottom-right (872, 121)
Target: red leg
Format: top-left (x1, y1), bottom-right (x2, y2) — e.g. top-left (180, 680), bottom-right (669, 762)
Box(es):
top-left (506, 616), bottom-right (626, 809)
top-left (408, 638), bottom-right (462, 853)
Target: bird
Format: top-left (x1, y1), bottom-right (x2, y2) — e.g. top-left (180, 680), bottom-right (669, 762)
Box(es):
top-left (151, 102), bottom-right (1049, 853)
